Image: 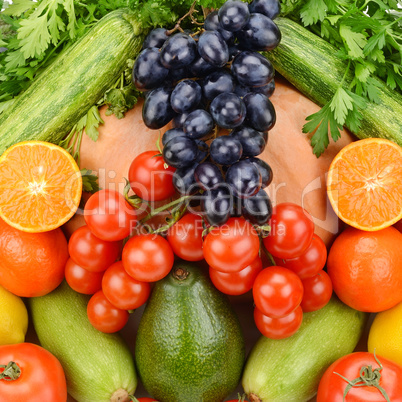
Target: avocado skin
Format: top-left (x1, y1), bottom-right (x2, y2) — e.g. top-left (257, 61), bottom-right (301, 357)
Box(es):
top-left (135, 260), bottom-right (245, 402)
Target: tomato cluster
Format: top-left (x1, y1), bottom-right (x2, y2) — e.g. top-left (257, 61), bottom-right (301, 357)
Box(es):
top-left (67, 188), bottom-right (176, 333)
top-left (197, 203), bottom-right (332, 339)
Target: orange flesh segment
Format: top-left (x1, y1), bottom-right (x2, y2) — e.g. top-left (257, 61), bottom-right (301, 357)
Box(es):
top-left (327, 139), bottom-right (402, 231)
top-left (0, 141), bottom-right (82, 232)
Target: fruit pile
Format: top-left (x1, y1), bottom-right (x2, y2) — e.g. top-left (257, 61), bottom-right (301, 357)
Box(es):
top-left (133, 0), bottom-right (279, 227)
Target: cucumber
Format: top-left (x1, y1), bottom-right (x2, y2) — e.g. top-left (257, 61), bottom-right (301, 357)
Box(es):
top-left (0, 9), bottom-right (144, 155)
top-left (263, 17), bottom-right (402, 146)
top-left (242, 296), bottom-right (367, 402)
top-left (135, 261), bottom-right (245, 402)
top-left (29, 281), bottom-right (137, 402)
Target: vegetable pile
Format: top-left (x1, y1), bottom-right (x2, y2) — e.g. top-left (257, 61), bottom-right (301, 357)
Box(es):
top-left (1, 0), bottom-right (402, 401)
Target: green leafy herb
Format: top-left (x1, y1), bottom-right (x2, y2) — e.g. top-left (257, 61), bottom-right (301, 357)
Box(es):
top-left (281, 0), bottom-right (402, 156)
top-left (81, 169), bottom-right (100, 193)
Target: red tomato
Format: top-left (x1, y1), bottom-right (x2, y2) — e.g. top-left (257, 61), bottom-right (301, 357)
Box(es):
top-left (203, 217), bottom-right (260, 273)
top-left (87, 290), bottom-right (129, 333)
top-left (129, 150), bottom-right (176, 202)
top-left (263, 203), bottom-right (315, 259)
top-left (317, 352), bottom-right (402, 402)
top-left (84, 189), bottom-right (137, 241)
top-left (209, 256), bottom-right (263, 295)
top-left (64, 258), bottom-right (103, 295)
top-left (122, 233), bottom-right (174, 282)
top-left (135, 398), bottom-right (159, 402)
top-left (0, 343), bottom-right (67, 401)
top-left (300, 270), bottom-right (333, 312)
top-left (167, 213), bottom-right (204, 261)
top-left (253, 266), bottom-right (304, 318)
top-left (254, 306), bottom-right (303, 339)
top-left (273, 235), bottom-right (327, 279)
top-left (68, 225), bottom-right (121, 272)
top-left (102, 261), bottom-right (151, 310)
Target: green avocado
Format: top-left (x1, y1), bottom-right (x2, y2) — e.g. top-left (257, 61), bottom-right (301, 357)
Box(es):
top-left (135, 260), bottom-right (245, 402)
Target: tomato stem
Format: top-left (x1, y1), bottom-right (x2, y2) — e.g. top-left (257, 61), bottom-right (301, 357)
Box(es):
top-left (0, 361), bottom-right (21, 381)
top-left (334, 351), bottom-right (391, 402)
top-left (139, 195), bottom-right (193, 225)
top-left (259, 238), bottom-right (276, 266)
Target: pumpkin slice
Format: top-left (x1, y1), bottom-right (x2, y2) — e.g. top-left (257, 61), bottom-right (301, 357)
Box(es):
top-left (327, 138), bottom-right (402, 231)
top-left (0, 141), bottom-right (82, 233)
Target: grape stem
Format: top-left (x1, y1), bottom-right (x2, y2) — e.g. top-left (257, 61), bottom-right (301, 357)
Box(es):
top-left (166, 0), bottom-right (203, 36)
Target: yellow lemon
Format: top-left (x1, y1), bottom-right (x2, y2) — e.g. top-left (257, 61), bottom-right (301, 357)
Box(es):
top-left (0, 284), bottom-right (28, 345)
top-left (368, 301), bottom-right (402, 366)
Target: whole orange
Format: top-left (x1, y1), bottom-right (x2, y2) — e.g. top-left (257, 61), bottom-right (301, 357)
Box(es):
top-left (0, 218), bottom-right (68, 297)
top-left (327, 226), bottom-right (402, 312)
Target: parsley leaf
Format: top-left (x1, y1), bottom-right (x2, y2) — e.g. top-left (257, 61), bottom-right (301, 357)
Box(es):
top-left (81, 169), bottom-right (100, 194)
top-left (281, 0), bottom-right (402, 156)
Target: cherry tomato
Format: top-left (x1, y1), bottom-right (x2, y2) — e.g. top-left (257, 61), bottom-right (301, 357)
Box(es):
top-left (0, 343), bottom-right (67, 401)
top-left (254, 306), bottom-right (303, 339)
top-left (129, 150), bottom-right (176, 202)
top-left (167, 213), bottom-right (204, 261)
top-left (135, 399), bottom-right (159, 402)
top-left (300, 270), bottom-right (333, 312)
top-left (317, 352), bottom-right (402, 402)
top-left (87, 290), bottom-right (129, 333)
top-left (102, 261), bottom-right (151, 310)
top-left (203, 217), bottom-right (260, 273)
top-left (68, 225), bottom-right (121, 272)
top-left (64, 258), bottom-right (103, 295)
top-left (273, 235), bottom-right (327, 279)
top-left (122, 233), bottom-right (174, 282)
top-left (263, 203), bottom-right (315, 259)
top-left (253, 266), bottom-right (304, 318)
top-left (209, 256), bottom-right (263, 295)
top-left (84, 189), bottom-right (137, 241)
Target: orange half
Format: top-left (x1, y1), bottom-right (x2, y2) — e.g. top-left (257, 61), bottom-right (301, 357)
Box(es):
top-left (327, 138), bottom-right (402, 231)
top-left (0, 141), bottom-right (82, 233)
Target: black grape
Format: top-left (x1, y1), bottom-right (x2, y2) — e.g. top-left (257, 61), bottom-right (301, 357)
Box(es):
top-left (225, 159), bottom-right (262, 198)
top-left (230, 196), bottom-right (243, 217)
top-left (201, 185), bottom-right (232, 226)
top-left (163, 136), bottom-right (198, 169)
top-left (168, 67), bottom-right (189, 82)
top-left (172, 111), bottom-right (191, 128)
top-left (162, 128), bottom-right (186, 146)
top-left (210, 136), bottom-right (243, 165)
top-left (231, 51), bottom-right (274, 87)
top-left (237, 13), bottom-right (281, 51)
top-left (160, 33), bottom-right (197, 69)
top-left (133, 48), bottom-right (169, 90)
top-left (209, 92), bottom-right (246, 129)
top-left (249, 0), bottom-right (281, 20)
top-left (202, 70), bottom-right (235, 101)
top-left (183, 109), bottom-right (214, 139)
top-left (204, 10), bottom-right (234, 43)
top-left (230, 125), bottom-right (266, 157)
top-left (194, 162), bottom-right (224, 190)
top-left (249, 157), bottom-right (273, 187)
top-left (197, 30), bottom-right (229, 67)
top-left (242, 188), bottom-right (272, 225)
top-left (142, 28), bottom-right (169, 49)
top-left (142, 87), bottom-right (176, 129)
top-left (189, 55), bottom-right (218, 77)
top-left (195, 140), bottom-right (209, 163)
top-left (171, 80), bottom-right (202, 114)
top-left (218, 0), bottom-right (250, 32)
top-left (252, 80), bottom-right (275, 97)
top-left (173, 163), bottom-right (199, 195)
top-left (243, 92), bottom-right (276, 132)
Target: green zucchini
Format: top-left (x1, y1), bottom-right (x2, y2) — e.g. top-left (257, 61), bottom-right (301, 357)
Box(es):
top-left (29, 281), bottom-right (137, 402)
top-left (264, 17), bottom-right (402, 146)
top-left (242, 296), bottom-right (368, 402)
top-left (0, 9), bottom-right (144, 155)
